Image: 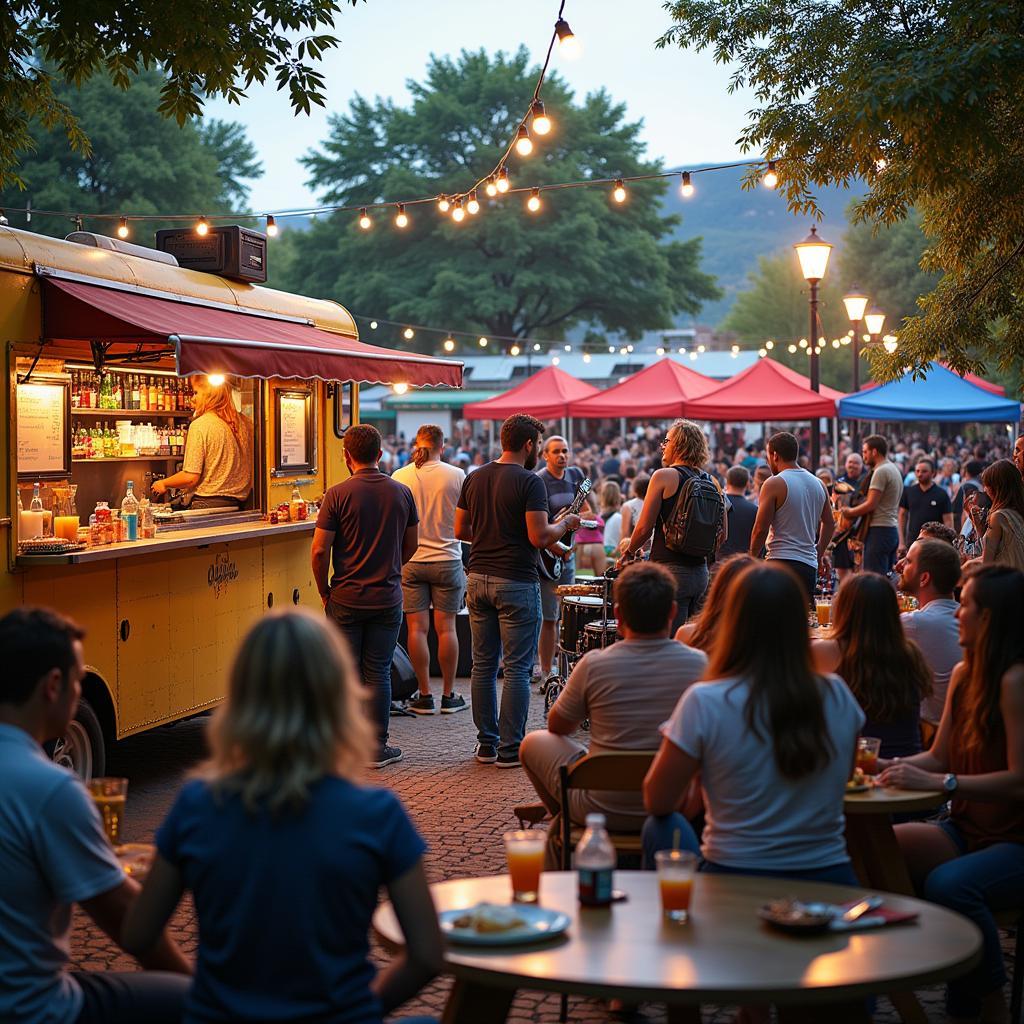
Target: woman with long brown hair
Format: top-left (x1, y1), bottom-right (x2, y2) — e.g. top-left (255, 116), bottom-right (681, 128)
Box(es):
top-left (812, 572), bottom-right (932, 757)
top-left (675, 553), bottom-right (755, 651)
top-left (123, 610), bottom-right (442, 1024)
top-left (644, 562), bottom-right (864, 883)
top-left (979, 458), bottom-right (1024, 570)
top-left (879, 566), bottom-right (1024, 1024)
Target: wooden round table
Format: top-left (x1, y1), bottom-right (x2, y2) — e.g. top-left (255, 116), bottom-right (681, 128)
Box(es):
top-left (373, 870), bottom-right (980, 1024)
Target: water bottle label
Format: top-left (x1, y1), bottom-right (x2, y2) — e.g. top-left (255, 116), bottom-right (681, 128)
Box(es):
top-left (578, 867), bottom-right (613, 907)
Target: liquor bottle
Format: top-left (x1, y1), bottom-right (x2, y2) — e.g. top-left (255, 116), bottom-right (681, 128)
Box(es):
top-left (120, 481), bottom-right (139, 542)
top-left (89, 373), bottom-right (99, 409)
top-left (148, 376), bottom-right (158, 410)
top-left (114, 374), bottom-right (124, 409)
top-left (576, 814), bottom-right (615, 908)
top-left (129, 374), bottom-right (139, 410)
top-left (70, 371), bottom-right (80, 409)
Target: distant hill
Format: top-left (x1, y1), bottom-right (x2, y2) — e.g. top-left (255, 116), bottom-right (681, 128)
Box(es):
top-left (662, 164), bottom-right (864, 326)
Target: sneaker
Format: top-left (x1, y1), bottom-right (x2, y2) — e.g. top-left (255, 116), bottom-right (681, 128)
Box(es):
top-left (496, 750), bottom-right (521, 769)
top-left (474, 743), bottom-right (498, 764)
top-left (370, 745), bottom-right (403, 769)
top-left (440, 693), bottom-right (467, 714)
top-left (407, 694), bottom-right (436, 715)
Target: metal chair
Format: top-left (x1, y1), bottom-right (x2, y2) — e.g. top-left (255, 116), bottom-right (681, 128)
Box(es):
top-left (994, 908), bottom-right (1022, 1023)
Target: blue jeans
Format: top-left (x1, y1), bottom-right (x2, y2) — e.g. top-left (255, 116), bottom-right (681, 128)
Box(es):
top-left (863, 526), bottom-right (899, 575)
top-left (927, 821), bottom-right (1024, 1017)
top-left (659, 561), bottom-right (709, 633)
top-left (327, 600), bottom-right (404, 749)
top-left (467, 574), bottom-right (541, 758)
top-left (73, 971), bottom-right (189, 1023)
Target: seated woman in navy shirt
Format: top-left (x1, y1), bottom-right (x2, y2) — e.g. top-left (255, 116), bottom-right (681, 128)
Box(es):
top-left (123, 610), bottom-right (441, 1024)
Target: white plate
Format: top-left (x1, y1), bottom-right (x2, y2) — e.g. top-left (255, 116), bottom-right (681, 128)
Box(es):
top-left (440, 904), bottom-right (571, 946)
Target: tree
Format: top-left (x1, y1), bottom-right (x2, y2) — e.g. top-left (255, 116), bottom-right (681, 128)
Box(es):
top-left (2, 0), bottom-right (363, 191)
top-left (280, 49), bottom-right (720, 351)
top-left (659, 0), bottom-right (1024, 393)
top-left (0, 69), bottom-right (262, 246)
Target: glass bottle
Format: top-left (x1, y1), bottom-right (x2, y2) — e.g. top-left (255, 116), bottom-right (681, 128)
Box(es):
top-left (148, 376), bottom-right (158, 410)
top-left (130, 374), bottom-right (139, 410)
top-left (139, 375), bottom-right (149, 411)
top-left (120, 481), bottom-right (139, 542)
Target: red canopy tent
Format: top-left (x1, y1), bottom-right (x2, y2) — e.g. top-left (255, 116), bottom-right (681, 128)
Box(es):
top-left (683, 357), bottom-right (841, 421)
top-left (769, 359), bottom-right (846, 403)
top-left (463, 365), bottom-right (599, 421)
top-left (566, 357), bottom-right (718, 418)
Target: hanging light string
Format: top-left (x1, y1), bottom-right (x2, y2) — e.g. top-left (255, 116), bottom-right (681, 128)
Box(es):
top-left (0, 1), bottom-right (787, 237)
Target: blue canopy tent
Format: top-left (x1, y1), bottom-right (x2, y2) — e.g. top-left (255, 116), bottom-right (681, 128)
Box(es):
top-left (838, 363), bottom-right (1021, 423)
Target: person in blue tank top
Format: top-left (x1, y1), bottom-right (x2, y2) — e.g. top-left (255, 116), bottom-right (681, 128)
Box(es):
top-left (122, 610), bottom-right (441, 1024)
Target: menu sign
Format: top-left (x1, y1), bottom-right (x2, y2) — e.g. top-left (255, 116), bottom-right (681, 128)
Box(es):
top-left (17, 381), bottom-right (70, 478)
top-left (274, 389), bottom-right (314, 475)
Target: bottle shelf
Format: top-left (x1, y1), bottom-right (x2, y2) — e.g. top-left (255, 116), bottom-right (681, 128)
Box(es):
top-left (72, 409), bottom-right (191, 418)
top-left (72, 456), bottom-right (182, 464)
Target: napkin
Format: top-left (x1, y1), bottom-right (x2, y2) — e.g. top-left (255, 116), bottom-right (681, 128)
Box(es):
top-left (829, 902), bottom-right (919, 932)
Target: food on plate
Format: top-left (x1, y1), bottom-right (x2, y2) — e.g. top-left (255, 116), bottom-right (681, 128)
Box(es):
top-left (846, 767), bottom-right (871, 790)
top-left (450, 902), bottom-right (526, 933)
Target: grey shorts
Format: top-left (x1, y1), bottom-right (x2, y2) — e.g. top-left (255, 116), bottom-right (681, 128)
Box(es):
top-left (540, 558), bottom-right (575, 621)
top-left (401, 558), bottom-right (467, 614)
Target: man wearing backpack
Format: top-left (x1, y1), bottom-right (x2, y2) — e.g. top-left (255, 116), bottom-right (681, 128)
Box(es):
top-left (748, 431), bottom-right (835, 602)
top-left (618, 419), bottom-right (726, 632)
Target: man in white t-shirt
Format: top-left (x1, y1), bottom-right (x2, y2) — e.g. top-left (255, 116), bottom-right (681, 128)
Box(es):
top-left (392, 424), bottom-right (469, 715)
top-left (519, 562), bottom-right (708, 865)
top-left (0, 608), bottom-right (190, 1024)
top-left (899, 538), bottom-right (963, 733)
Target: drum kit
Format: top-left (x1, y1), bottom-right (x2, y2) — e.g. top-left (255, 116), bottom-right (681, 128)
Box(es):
top-left (542, 568), bottom-right (622, 717)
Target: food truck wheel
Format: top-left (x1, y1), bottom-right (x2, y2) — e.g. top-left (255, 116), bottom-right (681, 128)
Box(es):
top-left (52, 699), bottom-right (105, 781)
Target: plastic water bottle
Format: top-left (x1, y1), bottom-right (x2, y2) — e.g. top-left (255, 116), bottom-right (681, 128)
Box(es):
top-left (576, 813), bottom-right (615, 907)
top-left (120, 480), bottom-right (139, 542)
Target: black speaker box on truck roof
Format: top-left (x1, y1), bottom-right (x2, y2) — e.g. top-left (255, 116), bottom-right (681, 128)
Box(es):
top-left (155, 225), bottom-right (267, 283)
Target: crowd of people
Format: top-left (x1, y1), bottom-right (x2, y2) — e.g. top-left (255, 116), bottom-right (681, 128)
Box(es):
top-left (2, 412), bottom-right (1023, 1024)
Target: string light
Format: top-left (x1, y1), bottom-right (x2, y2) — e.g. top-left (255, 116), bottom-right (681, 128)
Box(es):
top-left (394, 205), bottom-right (409, 228)
top-left (552, 355), bottom-right (560, 365)
top-left (680, 171), bottom-right (694, 198)
top-left (677, 346), bottom-right (686, 354)
top-left (765, 340), bottom-right (775, 349)
top-left (392, 382), bottom-right (409, 395)
top-left (533, 343), bottom-right (542, 351)
top-left (788, 344), bottom-right (798, 353)
top-left (510, 344), bottom-right (521, 356)
top-left (697, 344), bottom-right (706, 353)
top-left (117, 217), bottom-right (129, 239)
top-left (554, 17), bottom-right (580, 58)
top-left (758, 348), bottom-right (768, 357)
top-left (359, 208), bottom-right (372, 230)
top-left (443, 336), bottom-right (456, 353)
top-left (403, 327), bottom-right (415, 340)
top-left (266, 215), bottom-right (278, 237)
top-left (527, 188), bottom-right (542, 212)
top-left (564, 344), bottom-right (571, 352)
top-left (883, 334), bottom-right (899, 353)
top-left (438, 195), bottom-right (451, 213)
top-left (582, 353), bottom-right (591, 363)
top-left (831, 338), bottom-right (841, 348)
top-left (656, 347), bottom-right (665, 355)
top-left (370, 320), bottom-right (378, 329)
top-left (515, 125), bottom-right (534, 157)
top-left (608, 346), bottom-right (616, 353)
top-left (496, 166), bottom-right (510, 193)
top-left (799, 338), bottom-right (809, 349)
top-left (612, 179), bottom-right (627, 204)
top-left (762, 160), bottom-right (778, 189)
top-left (452, 199), bottom-right (466, 223)
top-left (196, 216), bottom-right (210, 236)
top-left (531, 100), bottom-right (552, 135)
top-left (485, 177), bottom-right (498, 197)
top-left (479, 336), bottom-right (488, 347)
top-left (467, 190), bottom-right (480, 215)
top-left (689, 351), bottom-right (698, 361)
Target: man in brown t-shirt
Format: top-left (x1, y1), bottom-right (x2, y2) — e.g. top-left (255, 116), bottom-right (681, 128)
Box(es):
top-left (312, 425), bottom-right (418, 768)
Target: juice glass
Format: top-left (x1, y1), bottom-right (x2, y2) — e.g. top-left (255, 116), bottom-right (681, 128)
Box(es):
top-left (88, 777), bottom-right (128, 846)
top-left (856, 736), bottom-right (882, 776)
top-left (655, 850), bottom-right (697, 923)
top-left (815, 598), bottom-right (832, 627)
top-left (504, 830), bottom-right (545, 903)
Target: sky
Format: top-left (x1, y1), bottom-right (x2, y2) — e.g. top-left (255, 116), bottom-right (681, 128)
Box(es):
top-left (206, 0), bottom-right (754, 214)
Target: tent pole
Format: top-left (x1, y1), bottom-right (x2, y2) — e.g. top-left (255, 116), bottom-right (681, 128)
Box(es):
top-left (488, 419), bottom-right (493, 458)
top-left (833, 417), bottom-right (839, 460)
top-left (567, 416), bottom-right (573, 449)
top-left (620, 416), bottom-right (626, 441)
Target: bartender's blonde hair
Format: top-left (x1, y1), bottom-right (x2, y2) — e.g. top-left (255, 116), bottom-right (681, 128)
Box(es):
top-left (201, 609), bottom-right (373, 812)
top-left (192, 377), bottom-right (248, 449)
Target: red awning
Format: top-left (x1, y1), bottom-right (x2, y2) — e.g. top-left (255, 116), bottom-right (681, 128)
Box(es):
top-left (683, 357), bottom-right (841, 421)
top-left (769, 360), bottom-right (847, 403)
top-left (41, 277), bottom-right (462, 388)
top-left (463, 365), bottom-right (598, 420)
top-left (567, 357), bottom-right (718, 418)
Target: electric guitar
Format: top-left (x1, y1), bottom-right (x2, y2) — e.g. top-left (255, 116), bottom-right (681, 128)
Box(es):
top-left (538, 476), bottom-right (593, 581)
top-left (832, 472), bottom-right (872, 550)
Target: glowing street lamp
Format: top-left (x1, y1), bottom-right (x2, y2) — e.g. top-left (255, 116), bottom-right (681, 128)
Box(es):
top-left (794, 226), bottom-right (833, 469)
top-left (842, 286), bottom-right (869, 392)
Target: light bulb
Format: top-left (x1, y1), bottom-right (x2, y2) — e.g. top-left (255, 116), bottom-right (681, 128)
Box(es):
top-left (564, 344), bottom-right (571, 352)
top-left (799, 338), bottom-right (808, 349)
top-left (788, 344), bottom-right (798, 353)
top-left (680, 171), bottom-right (694, 198)
top-left (531, 101), bottom-right (552, 136)
top-left (609, 346), bottom-right (616, 353)
top-left (689, 351), bottom-right (698, 361)
top-left (832, 338), bottom-right (841, 348)
top-left (762, 160), bottom-right (778, 189)
top-left (467, 190), bottom-right (480, 215)
top-left (403, 327), bottom-right (415, 340)
top-left (395, 205), bottom-right (409, 228)
top-left (438, 195), bottom-right (450, 213)
top-left (527, 188), bottom-right (542, 213)
top-left (479, 337), bottom-right (488, 347)
top-left (485, 177), bottom-right (498, 197)
top-left (582, 353), bottom-right (591, 363)
top-left (554, 17), bottom-right (580, 59)
top-left (766, 340), bottom-right (774, 349)
top-left (627, 344), bottom-right (634, 353)
top-left (370, 320), bottom-right (378, 329)
top-left (697, 344), bottom-right (706, 353)
top-left (359, 208), bottom-right (372, 230)
top-left (196, 216), bottom-right (210, 236)
top-left (883, 334), bottom-right (899, 354)
top-left (612, 179), bottom-right (627, 204)
top-left (266, 215), bottom-right (278, 237)
top-left (731, 350), bottom-right (738, 358)
top-left (443, 337), bottom-right (456, 353)
top-left (452, 200), bottom-right (465, 223)
top-left (656, 347), bottom-right (666, 356)
top-left (496, 167), bottom-right (510, 193)
top-left (117, 217), bottom-right (129, 239)
top-left (731, 344), bottom-right (740, 352)
top-left (515, 125), bottom-right (533, 157)
top-left (533, 343), bottom-right (541, 352)
top-left (392, 382), bottom-right (409, 395)
top-left (510, 345), bottom-right (521, 356)
top-left (207, 374), bottom-right (226, 387)
top-left (552, 356), bottom-right (560, 365)
top-left (758, 348), bottom-right (767, 357)
top-left (677, 346), bottom-right (686, 354)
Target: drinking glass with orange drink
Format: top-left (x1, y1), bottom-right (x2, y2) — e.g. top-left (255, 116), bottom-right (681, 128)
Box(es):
top-left (504, 830), bottom-right (545, 904)
top-left (87, 776), bottom-right (128, 846)
top-left (855, 736), bottom-right (882, 776)
top-left (655, 849), bottom-right (697, 923)
top-left (815, 597), bottom-right (832, 628)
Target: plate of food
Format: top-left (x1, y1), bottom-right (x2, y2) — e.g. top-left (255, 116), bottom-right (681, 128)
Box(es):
top-left (845, 768), bottom-right (873, 793)
top-left (440, 902), bottom-right (571, 946)
top-left (758, 899), bottom-right (835, 935)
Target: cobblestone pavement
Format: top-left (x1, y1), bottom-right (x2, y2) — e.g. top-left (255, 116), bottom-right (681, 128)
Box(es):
top-left (70, 683), bottom-right (1011, 1023)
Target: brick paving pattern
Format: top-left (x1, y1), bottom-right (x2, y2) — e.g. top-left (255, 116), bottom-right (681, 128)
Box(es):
top-left (70, 685), bottom-right (1011, 1022)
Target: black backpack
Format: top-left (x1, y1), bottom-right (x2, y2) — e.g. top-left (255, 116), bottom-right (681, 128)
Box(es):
top-left (662, 466), bottom-right (725, 559)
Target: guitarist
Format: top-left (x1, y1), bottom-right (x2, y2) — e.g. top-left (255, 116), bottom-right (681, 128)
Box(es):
top-left (831, 452), bottom-right (870, 581)
top-left (536, 436), bottom-right (594, 684)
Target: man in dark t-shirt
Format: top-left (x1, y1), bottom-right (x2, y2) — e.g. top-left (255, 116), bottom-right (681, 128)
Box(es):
top-left (899, 457), bottom-right (953, 552)
top-left (719, 466), bottom-right (757, 558)
top-left (455, 415), bottom-right (581, 767)
top-left (313, 424), bottom-right (418, 768)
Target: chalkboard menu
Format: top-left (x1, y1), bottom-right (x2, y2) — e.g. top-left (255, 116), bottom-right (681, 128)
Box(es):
top-left (17, 380), bottom-right (71, 479)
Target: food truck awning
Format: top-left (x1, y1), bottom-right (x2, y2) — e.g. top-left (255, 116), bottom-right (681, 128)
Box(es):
top-left (41, 275), bottom-right (462, 388)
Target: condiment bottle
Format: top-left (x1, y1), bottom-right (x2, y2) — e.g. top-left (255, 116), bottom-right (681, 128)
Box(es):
top-left (120, 481), bottom-right (139, 542)
top-left (576, 813), bottom-right (615, 908)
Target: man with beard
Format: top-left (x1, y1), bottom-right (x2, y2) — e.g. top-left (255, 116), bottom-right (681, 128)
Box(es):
top-left (456, 415), bottom-right (581, 768)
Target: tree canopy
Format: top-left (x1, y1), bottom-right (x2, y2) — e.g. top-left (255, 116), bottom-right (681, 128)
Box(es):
top-left (1, 0), bottom-right (363, 191)
top-left (275, 48), bottom-right (720, 352)
top-left (659, 0), bottom-right (1024, 392)
top-left (0, 69), bottom-right (262, 246)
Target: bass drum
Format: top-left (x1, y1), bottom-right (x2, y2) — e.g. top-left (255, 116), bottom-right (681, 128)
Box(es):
top-left (559, 595), bottom-right (605, 655)
top-left (580, 619), bottom-right (622, 655)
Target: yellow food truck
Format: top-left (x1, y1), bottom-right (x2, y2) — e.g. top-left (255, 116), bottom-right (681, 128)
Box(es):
top-left (1, 226), bottom-right (461, 777)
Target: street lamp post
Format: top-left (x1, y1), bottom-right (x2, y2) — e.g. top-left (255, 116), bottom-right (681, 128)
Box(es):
top-left (842, 287), bottom-right (869, 393)
top-left (864, 305), bottom-right (886, 353)
top-left (794, 226), bottom-right (833, 470)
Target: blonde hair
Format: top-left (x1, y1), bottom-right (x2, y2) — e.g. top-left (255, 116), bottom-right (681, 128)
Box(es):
top-left (600, 479), bottom-right (622, 516)
top-left (664, 419), bottom-right (709, 469)
top-left (201, 609), bottom-right (374, 813)
top-left (413, 424), bottom-right (444, 469)
top-left (192, 377), bottom-right (249, 450)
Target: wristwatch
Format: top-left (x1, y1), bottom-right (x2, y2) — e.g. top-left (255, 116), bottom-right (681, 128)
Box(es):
top-left (943, 772), bottom-right (959, 794)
